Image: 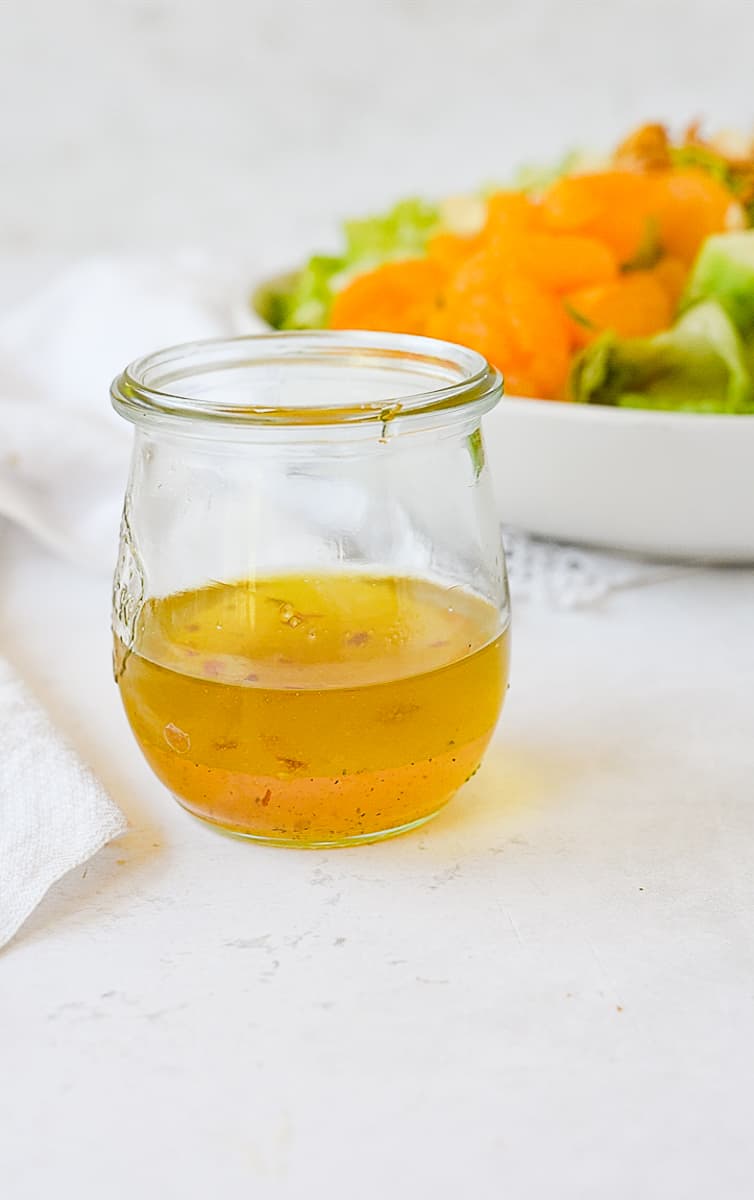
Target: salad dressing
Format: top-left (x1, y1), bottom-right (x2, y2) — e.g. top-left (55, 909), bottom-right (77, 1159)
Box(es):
top-left (115, 573), bottom-right (509, 845)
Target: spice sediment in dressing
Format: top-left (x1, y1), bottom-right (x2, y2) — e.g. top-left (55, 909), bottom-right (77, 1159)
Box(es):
top-left (115, 573), bottom-right (508, 845)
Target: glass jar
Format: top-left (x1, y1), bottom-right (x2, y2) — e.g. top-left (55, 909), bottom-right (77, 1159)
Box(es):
top-left (111, 331), bottom-right (510, 847)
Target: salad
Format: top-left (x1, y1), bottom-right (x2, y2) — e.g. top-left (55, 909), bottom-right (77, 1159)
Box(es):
top-left (259, 123), bottom-right (754, 413)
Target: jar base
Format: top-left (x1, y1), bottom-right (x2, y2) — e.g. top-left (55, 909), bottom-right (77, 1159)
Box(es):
top-left (173, 796), bottom-right (449, 849)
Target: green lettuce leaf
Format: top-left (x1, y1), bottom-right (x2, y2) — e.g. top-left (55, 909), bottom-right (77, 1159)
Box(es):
top-left (670, 145), bottom-right (754, 224)
top-left (275, 256), bottom-right (343, 331)
top-left (681, 231), bottom-right (754, 337)
top-left (509, 149), bottom-right (600, 194)
top-left (342, 198), bottom-right (439, 265)
top-left (670, 144), bottom-right (737, 189)
top-left (270, 198), bottom-right (440, 330)
top-left (568, 300), bottom-right (754, 413)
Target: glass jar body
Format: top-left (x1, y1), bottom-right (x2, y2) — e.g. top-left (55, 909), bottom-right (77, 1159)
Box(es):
top-left (112, 336), bottom-right (510, 846)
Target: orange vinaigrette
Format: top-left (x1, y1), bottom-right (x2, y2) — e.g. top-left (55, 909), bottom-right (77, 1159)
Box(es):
top-left (115, 573), bottom-right (509, 846)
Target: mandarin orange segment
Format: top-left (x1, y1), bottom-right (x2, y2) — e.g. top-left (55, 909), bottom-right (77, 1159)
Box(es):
top-left (502, 367), bottom-right (570, 401)
top-left (426, 231), bottom-right (485, 270)
top-left (650, 256), bottom-right (688, 309)
top-left (539, 175), bottom-right (604, 231)
top-left (501, 275), bottom-right (572, 396)
top-left (540, 171), bottom-right (658, 263)
top-left (442, 248), bottom-right (500, 297)
top-left (565, 271), bottom-right (673, 346)
top-left (650, 167), bottom-right (739, 263)
top-left (427, 295), bottom-right (518, 369)
top-left (484, 190), bottom-right (540, 236)
top-left (436, 270), bottom-right (571, 399)
top-left (485, 232), bottom-right (619, 292)
top-left (328, 259), bottom-right (446, 335)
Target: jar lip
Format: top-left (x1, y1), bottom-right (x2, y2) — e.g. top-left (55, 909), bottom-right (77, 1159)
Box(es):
top-left (111, 330), bottom-right (502, 430)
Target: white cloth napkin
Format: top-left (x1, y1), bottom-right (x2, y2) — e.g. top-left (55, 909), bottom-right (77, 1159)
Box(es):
top-left (0, 659), bottom-right (127, 947)
top-left (0, 253), bottom-right (258, 570)
top-left (502, 528), bottom-right (690, 610)
top-left (0, 254), bottom-right (261, 948)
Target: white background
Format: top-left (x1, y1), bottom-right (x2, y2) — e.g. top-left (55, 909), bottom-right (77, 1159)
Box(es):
top-left (3, 0), bottom-right (753, 265)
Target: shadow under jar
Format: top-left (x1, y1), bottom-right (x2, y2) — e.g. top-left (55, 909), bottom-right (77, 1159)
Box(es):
top-left (111, 331), bottom-right (510, 848)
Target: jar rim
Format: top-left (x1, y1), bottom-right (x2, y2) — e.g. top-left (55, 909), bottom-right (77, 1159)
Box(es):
top-left (111, 330), bottom-right (502, 430)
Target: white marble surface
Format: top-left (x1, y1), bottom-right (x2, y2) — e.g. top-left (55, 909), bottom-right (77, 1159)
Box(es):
top-left (2, 522), bottom-right (754, 1198)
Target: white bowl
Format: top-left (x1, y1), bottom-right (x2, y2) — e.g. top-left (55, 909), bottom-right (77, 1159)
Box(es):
top-left (242, 279), bottom-right (754, 563)
top-left (486, 398), bottom-right (754, 562)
